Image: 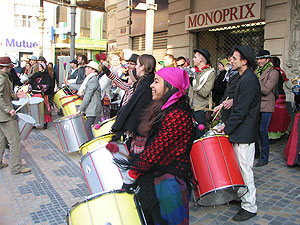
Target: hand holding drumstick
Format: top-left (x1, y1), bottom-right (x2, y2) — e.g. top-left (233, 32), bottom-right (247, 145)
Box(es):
top-left (212, 97), bottom-right (229, 123)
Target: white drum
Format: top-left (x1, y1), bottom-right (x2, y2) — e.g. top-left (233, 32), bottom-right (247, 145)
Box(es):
top-left (54, 113), bottom-right (89, 153)
top-left (29, 97), bottom-right (45, 128)
top-left (80, 144), bottom-right (129, 194)
top-left (12, 98), bottom-right (29, 114)
top-left (16, 113), bottom-right (36, 140)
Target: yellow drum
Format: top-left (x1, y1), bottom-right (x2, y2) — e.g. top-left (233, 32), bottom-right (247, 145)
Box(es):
top-left (92, 117), bottom-right (116, 138)
top-left (62, 98), bottom-right (82, 116)
top-left (59, 95), bottom-right (79, 106)
top-left (66, 191), bottom-right (146, 225)
top-left (79, 134), bottom-right (114, 156)
top-left (53, 86), bottom-right (71, 109)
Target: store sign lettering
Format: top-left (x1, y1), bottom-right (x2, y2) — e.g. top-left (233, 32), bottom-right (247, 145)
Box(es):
top-left (6, 38), bottom-right (38, 48)
top-left (185, 0), bottom-right (261, 30)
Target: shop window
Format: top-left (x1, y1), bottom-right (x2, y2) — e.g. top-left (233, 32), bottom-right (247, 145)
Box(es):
top-left (197, 23), bottom-right (265, 70)
top-left (80, 9), bottom-right (91, 38)
top-left (132, 31), bottom-right (168, 51)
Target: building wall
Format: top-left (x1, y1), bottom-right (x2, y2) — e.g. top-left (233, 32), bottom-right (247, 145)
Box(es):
top-left (106, 0), bottom-right (296, 76)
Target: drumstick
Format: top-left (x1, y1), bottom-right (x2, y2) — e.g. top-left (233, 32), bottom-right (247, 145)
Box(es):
top-left (211, 97), bottom-right (229, 123)
top-left (15, 96), bottom-right (29, 113)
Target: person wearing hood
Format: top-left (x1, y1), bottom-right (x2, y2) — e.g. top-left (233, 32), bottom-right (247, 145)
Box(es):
top-left (28, 62), bottom-right (54, 126)
top-left (77, 61), bottom-right (102, 140)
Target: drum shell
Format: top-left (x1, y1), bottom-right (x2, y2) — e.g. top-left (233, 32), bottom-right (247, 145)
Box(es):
top-left (190, 135), bottom-right (246, 206)
top-left (66, 191), bottom-right (144, 225)
top-left (80, 145), bottom-right (128, 194)
top-left (17, 113), bottom-right (36, 140)
top-left (54, 113), bottom-right (89, 153)
top-left (29, 97), bottom-right (45, 128)
top-left (59, 95), bottom-right (79, 106)
top-left (53, 87), bottom-right (68, 109)
top-left (62, 98), bottom-right (82, 116)
top-left (92, 118), bottom-right (116, 138)
top-left (12, 99), bottom-right (29, 114)
top-left (79, 134), bottom-right (114, 156)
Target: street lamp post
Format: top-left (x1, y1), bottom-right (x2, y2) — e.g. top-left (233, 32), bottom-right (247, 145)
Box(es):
top-left (37, 0), bottom-right (46, 56)
top-left (70, 0), bottom-right (77, 60)
top-left (135, 0), bottom-right (157, 54)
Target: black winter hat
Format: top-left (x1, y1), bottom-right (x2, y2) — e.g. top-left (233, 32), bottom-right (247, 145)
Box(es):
top-left (193, 48), bottom-right (211, 65)
top-left (127, 53), bottom-right (139, 64)
top-left (232, 45), bottom-right (256, 67)
top-left (256, 50), bottom-right (271, 59)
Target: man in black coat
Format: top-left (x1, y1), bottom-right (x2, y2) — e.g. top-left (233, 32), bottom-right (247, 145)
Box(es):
top-left (219, 45), bottom-right (261, 222)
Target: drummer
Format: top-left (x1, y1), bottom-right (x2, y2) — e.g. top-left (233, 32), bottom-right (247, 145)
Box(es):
top-left (0, 56), bottom-right (31, 174)
top-left (115, 67), bottom-right (195, 224)
top-left (28, 62), bottom-right (54, 128)
top-left (218, 45), bottom-right (260, 222)
top-left (77, 61), bottom-right (102, 140)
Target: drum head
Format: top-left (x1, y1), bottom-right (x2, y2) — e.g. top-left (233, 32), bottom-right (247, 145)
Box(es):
top-left (17, 113), bottom-right (36, 124)
top-left (29, 97), bottom-right (44, 104)
top-left (12, 98), bottom-right (28, 106)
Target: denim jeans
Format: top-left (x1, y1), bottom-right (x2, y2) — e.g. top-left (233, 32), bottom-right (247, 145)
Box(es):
top-left (259, 112), bottom-right (272, 162)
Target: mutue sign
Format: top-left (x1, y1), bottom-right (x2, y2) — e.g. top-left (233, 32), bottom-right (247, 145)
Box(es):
top-left (6, 38), bottom-right (38, 48)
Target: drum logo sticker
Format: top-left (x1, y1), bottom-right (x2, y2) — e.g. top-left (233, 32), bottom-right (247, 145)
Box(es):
top-left (64, 124), bottom-right (70, 130)
top-left (86, 165), bottom-right (91, 174)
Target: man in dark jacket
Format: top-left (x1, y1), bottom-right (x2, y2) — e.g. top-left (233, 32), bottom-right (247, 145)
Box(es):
top-left (219, 45), bottom-right (261, 222)
top-left (66, 55), bottom-right (87, 91)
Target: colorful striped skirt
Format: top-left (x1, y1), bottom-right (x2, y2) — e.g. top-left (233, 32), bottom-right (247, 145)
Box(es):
top-left (154, 173), bottom-right (190, 225)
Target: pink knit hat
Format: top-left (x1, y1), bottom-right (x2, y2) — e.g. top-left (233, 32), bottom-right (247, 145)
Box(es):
top-left (156, 67), bottom-right (190, 110)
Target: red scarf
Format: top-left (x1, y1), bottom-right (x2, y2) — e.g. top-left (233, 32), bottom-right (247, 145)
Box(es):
top-left (195, 65), bottom-right (211, 73)
top-left (274, 67), bottom-right (288, 81)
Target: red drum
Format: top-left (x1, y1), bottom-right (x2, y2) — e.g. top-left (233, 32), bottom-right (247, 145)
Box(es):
top-left (190, 135), bottom-right (247, 206)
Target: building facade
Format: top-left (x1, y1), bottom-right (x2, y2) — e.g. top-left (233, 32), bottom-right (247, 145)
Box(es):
top-left (106, 0), bottom-right (299, 77)
top-left (0, 0), bottom-right (107, 66)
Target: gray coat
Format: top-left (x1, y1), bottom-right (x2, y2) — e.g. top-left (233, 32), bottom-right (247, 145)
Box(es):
top-left (0, 70), bottom-right (16, 122)
top-left (79, 75), bottom-right (102, 117)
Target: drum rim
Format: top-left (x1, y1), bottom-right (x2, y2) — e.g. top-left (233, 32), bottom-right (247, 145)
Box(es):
top-left (59, 95), bottom-right (79, 100)
top-left (196, 184), bottom-right (248, 206)
top-left (17, 113), bottom-right (36, 124)
top-left (54, 113), bottom-right (83, 123)
top-left (68, 190), bottom-right (129, 212)
top-left (79, 142), bottom-right (114, 160)
top-left (80, 133), bottom-right (114, 149)
top-left (193, 135), bottom-right (228, 143)
top-left (100, 116), bottom-right (116, 126)
top-left (62, 98), bottom-right (83, 107)
top-left (55, 85), bottom-right (70, 93)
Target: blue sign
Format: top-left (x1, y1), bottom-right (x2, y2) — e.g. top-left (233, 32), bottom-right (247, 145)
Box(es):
top-left (5, 38), bottom-right (38, 48)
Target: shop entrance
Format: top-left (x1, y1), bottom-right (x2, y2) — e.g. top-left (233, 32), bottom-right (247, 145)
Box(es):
top-left (197, 23), bottom-right (265, 69)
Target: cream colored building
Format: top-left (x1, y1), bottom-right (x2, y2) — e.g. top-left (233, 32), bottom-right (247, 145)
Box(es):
top-left (105, 0), bottom-right (299, 77)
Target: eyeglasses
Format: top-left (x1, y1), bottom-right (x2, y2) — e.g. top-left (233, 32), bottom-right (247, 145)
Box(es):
top-left (176, 64), bottom-right (185, 67)
top-left (128, 62), bottom-right (136, 66)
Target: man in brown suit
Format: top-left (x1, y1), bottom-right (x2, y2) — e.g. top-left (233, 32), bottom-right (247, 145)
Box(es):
top-left (0, 57), bottom-right (31, 174)
top-left (255, 50), bottom-right (279, 167)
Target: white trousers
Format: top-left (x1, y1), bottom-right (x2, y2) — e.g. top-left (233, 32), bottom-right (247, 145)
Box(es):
top-left (233, 143), bottom-right (258, 213)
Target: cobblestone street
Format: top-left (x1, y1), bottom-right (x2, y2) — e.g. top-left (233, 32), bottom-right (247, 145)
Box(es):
top-left (0, 113), bottom-right (300, 225)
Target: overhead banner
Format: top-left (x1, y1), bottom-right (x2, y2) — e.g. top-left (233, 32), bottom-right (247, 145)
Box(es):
top-left (185, 0), bottom-right (262, 31)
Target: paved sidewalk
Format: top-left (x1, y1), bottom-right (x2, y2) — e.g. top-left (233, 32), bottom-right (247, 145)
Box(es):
top-left (0, 113), bottom-right (300, 225)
